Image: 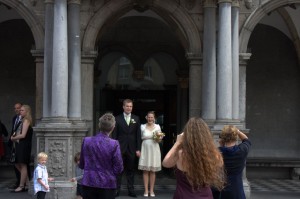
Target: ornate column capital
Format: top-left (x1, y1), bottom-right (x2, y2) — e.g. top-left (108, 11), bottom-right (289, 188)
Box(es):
top-left (232, 0), bottom-right (240, 7)
top-left (186, 52), bottom-right (202, 65)
top-left (68, 0), bottom-right (81, 5)
top-left (186, 52), bottom-right (202, 60)
top-left (31, 49), bottom-right (44, 59)
top-left (82, 50), bottom-right (98, 64)
top-left (203, 0), bottom-right (217, 8)
top-left (218, 0), bottom-right (232, 4)
top-left (31, 49), bottom-right (45, 65)
top-left (239, 53), bottom-right (251, 66)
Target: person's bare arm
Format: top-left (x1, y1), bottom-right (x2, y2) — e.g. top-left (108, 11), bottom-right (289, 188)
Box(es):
top-left (37, 178), bottom-right (49, 190)
top-left (162, 133), bottom-right (183, 168)
top-left (11, 119), bottom-right (29, 140)
top-left (237, 129), bottom-right (248, 141)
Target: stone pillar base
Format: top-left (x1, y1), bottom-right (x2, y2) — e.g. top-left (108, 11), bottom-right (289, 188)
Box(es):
top-left (32, 118), bottom-right (88, 199)
top-left (28, 181), bottom-right (75, 199)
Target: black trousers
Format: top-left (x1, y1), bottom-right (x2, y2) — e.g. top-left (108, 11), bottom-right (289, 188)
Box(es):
top-left (117, 150), bottom-right (135, 192)
top-left (82, 185), bottom-right (115, 199)
top-left (36, 191), bottom-right (46, 199)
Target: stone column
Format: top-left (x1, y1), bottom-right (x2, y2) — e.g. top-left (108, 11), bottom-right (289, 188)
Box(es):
top-left (177, 71), bottom-right (189, 132)
top-left (30, 49), bottom-right (44, 159)
top-left (240, 53), bottom-right (251, 199)
top-left (217, 0), bottom-right (232, 120)
top-left (232, 0), bottom-right (239, 120)
top-left (31, 50), bottom-right (44, 121)
top-left (202, 0), bottom-right (217, 122)
top-left (239, 53), bottom-right (251, 125)
top-left (43, 0), bottom-right (54, 118)
top-left (32, 1), bottom-right (89, 198)
top-left (187, 53), bottom-right (202, 118)
top-left (51, 0), bottom-right (68, 118)
top-left (81, 50), bottom-right (98, 135)
top-left (68, 0), bottom-right (81, 119)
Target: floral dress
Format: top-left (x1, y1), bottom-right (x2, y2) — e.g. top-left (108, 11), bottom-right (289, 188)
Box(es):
top-left (138, 124), bottom-right (162, 172)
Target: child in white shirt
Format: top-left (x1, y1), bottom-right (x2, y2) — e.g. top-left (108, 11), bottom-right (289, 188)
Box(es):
top-left (33, 152), bottom-right (54, 199)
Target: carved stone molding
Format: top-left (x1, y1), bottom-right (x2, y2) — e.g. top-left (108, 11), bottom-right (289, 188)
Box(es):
top-left (244, 0), bottom-right (253, 9)
top-left (185, 0), bottom-right (196, 10)
top-left (218, 0), bottom-right (232, 4)
top-left (48, 139), bottom-right (67, 177)
top-left (203, 0), bottom-right (217, 8)
top-left (81, 50), bottom-right (98, 64)
top-left (44, 0), bottom-right (54, 4)
top-left (186, 52), bottom-right (202, 63)
top-left (232, 0), bottom-right (240, 7)
top-left (133, 0), bottom-right (153, 12)
top-left (68, 0), bottom-right (81, 5)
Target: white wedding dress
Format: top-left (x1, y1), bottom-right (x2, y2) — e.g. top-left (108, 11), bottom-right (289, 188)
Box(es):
top-left (138, 124), bottom-right (162, 172)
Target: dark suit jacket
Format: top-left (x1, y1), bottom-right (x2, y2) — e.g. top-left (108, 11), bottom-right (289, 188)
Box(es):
top-left (112, 113), bottom-right (141, 155)
top-left (8, 115), bottom-right (21, 148)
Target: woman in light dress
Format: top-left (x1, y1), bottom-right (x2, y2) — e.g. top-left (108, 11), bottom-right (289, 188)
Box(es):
top-left (138, 111), bottom-right (162, 197)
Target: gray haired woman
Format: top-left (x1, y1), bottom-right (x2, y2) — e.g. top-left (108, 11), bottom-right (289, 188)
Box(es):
top-left (79, 113), bottom-right (123, 199)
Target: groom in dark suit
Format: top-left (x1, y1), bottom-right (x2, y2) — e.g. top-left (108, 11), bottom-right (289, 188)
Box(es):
top-left (112, 99), bottom-right (141, 198)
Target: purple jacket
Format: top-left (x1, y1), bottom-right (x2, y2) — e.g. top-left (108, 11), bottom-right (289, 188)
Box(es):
top-left (79, 133), bottom-right (123, 189)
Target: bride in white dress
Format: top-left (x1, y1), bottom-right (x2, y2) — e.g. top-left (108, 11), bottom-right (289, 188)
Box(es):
top-left (138, 111), bottom-right (162, 197)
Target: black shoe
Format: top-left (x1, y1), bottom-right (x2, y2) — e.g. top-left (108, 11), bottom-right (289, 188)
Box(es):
top-left (115, 190), bottom-right (120, 197)
top-left (8, 184), bottom-right (18, 190)
top-left (128, 191), bottom-right (137, 198)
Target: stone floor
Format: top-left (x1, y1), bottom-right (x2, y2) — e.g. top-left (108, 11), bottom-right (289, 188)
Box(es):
top-left (0, 177), bottom-right (300, 199)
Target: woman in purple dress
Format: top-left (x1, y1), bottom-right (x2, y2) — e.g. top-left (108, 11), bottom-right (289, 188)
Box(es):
top-left (163, 117), bottom-right (225, 199)
top-left (79, 113), bottom-right (123, 199)
top-left (213, 126), bottom-right (251, 199)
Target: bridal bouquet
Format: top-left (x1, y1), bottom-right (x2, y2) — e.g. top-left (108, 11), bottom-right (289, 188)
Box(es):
top-left (153, 131), bottom-right (165, 143)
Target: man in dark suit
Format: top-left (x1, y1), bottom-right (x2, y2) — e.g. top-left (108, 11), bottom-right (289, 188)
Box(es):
top-left (8, 102), bottom-right (22, 190)
top-left (112, 99), bottom-right (141, 198)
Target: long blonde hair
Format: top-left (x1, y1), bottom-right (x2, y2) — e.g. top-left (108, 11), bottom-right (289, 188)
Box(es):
top-left (22, 105), bottom-right (32, 126)
top-left (180, 117), bottom-right (225, 190)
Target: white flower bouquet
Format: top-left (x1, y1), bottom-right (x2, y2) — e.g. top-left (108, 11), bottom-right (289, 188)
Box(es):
top-left (153, 131), bottom-right (165, 143)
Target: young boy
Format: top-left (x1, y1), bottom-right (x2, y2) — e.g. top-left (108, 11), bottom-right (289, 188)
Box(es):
top-left (33, 152), bottom-right (54, 199)
top-left (70, 152), bottom-right (84, 199)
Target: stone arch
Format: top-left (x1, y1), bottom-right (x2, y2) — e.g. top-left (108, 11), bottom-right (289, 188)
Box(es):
top-left (82, 0), bottom-right (201, 55)
top-left (0, 0), bottom-right (44, 49)
top-left (240, 0), bottom-right (300, 55)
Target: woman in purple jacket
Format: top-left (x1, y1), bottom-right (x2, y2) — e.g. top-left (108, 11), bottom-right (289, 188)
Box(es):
top-left (79, 113), bottom-right (123, 199)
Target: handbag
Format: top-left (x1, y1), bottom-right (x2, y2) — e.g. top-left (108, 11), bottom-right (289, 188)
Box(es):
top-left (9, 147), bottom-right (16, 163)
